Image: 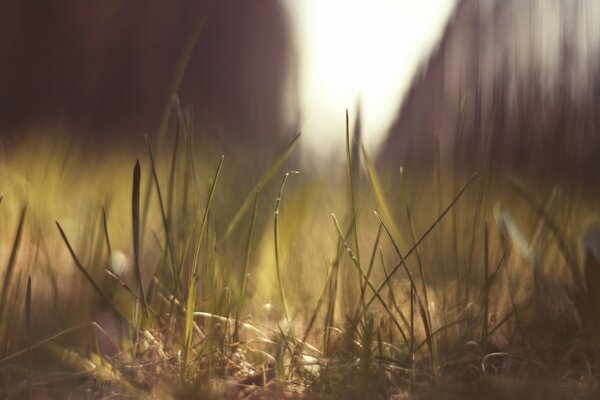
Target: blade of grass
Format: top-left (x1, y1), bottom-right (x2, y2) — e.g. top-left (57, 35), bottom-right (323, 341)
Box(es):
top-left (399, 167), bottom-right (433, 334)
top-left (360, 223), bottom-right (383, 309)
top-left (146, 137), bottom-right (179, 295)
top-left (56, 222), bottom-right (129, 324)
top-left (26, 276), bottom-right (32, 400)
top-left (379, 248), bottom-right (413, 356)
top-left (222, 132), bottom-right (301, 241)
top-left (101, 206), bottom-right (112, 259)
top-left (233, 192), bottom-right (260, 344)
top-left (274, 171), bottom-right (299, 324)
top-left (365, 174), bottom-right (477, 309)
top-left (361, 145), bottom-right (406, 250)
top-left (0, 322), bottom-right (118, 364)
top-left (183, 155), bottom-right (224, 377)
top-left (332, 214), bottom-right (410, 348)
top-left (482, 221), bottom-right (489, 350)
top-left (506, 176), bottom-right (584, 292)
top-left (374, 211), bottom-right (436, 380)
top-left (345, 109), bottom-right (362, 287)
top-left (156, 14), bottom-right (208, 147)
top-left (0, 206), bottom-right (27, 334)
top-left (132, 160), bottom-right (150, 321)
top-left (141, 12), bottom-right (207, 245)
top-left (433, 131), bottom-right (447, 290)
top-left (321, 213), bottom-right (358, 355)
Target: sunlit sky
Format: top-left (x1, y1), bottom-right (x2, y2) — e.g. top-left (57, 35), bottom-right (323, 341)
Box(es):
top-left (284, 0), bottom-right (457, 156)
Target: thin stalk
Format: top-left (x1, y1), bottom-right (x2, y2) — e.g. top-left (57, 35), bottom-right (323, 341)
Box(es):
top-left (374, 212), bottom-right (436, 381)
top-left (399, 167), bottom-right (433, 333)
top-left (482, 221), bottom-right (489, 350)
top-left (332, 214), bottom-right (410, 348)
top-left (360, 224), bottom-right (383, 309)
top-left (26, 276), bottom-right (32, 400)
top-left (183, 155), bottom-right (224, 377)
top-left (365, 174), bottom-right (477, 309)
top-left (0, 206), bottom-right (27, 335)
top-left (146, 138), bottom-right (179, 295)
top-left (274, 171), bottom-right (299, 324)
top-left (132, 160), bottom-right (150, 321)
top-left (222, 132), bottom-right (301, 242)
top-left (345, 110), bottom-right (362, 289)
top-left (233, 192), bottom-right (260, 344)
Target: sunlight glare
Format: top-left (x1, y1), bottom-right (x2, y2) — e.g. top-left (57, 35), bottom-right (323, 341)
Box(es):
top-left (285, 0), bottom-right (457, 156)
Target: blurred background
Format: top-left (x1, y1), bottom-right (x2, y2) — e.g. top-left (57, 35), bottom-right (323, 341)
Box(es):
top-left (2, 0), bottom-right (599, 174)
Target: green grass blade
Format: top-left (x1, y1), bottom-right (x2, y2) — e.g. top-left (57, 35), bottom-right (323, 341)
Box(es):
top-left (375, 211), bottom-right (436, 381)
top-left (132, 160), bottom-right (150, 321)
top-left (345, 109), bottom-right (361, 277)
top-left (56, 222), bottom-right (128, 324)
top-left (274, 171), bottom-right (299, 324)
top-left (233, 192), bottom-right (260, 344)
top-left (331, 214), bottom-right (410, 348)
top-left (361, 145), bottom-right (406, 250)
top-left (101, 206), bottom-right (112, 258)
top-left (222, 132), bottom-right (301, 241)
top-left (399, 167), bottom-right (433, 331)
top-left (184, 155), bottom-right (224, 377)
top-left (146, 137), bottom-right (179, 295)
top-left (482, 221), bottom-right (489, 350)
top-left (156, 13), bottom-right (208, 147)
top-left (26, 275), bottom-right (32, 400)
top-left (365, 174), bottom-right (477, 309)
top-left (0, 206), bottom-right (27, 327)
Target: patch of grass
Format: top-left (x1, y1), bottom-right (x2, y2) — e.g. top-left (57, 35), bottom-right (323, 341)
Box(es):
top-left (1, 117), bottom-right (600, 399)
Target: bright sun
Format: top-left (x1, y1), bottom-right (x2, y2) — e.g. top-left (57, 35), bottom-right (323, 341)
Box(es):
top-left (285, 0), bottom-right (457, 156)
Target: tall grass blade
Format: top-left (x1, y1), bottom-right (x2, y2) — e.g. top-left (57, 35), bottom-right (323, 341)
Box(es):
top-left (132, 160), bottom-right (150, 321)
top-left (0, 206), bottom-right (26, 334)
top-left (332, 214), bottom-right (409, 348)
top-left (399, 167), bottom-right (433, 332)
top-left (361, 145), bottom-right (405, 249)
top-left (101, 206), bottom-right (112, 258)
top-left (274, 171), bottom-right (298, 324)
top-left (156, 14), bottom-right (208, 147)
top-left (222, 132), bottom-right (301, 241)
top-left (56, 222), bottom-right (127, 323)
top-left (374, 211), bottom-right (435, 376)
top-left (482, 222), bottom-right (489, 350)
top-left (345, 109), bottom-right (361, 272)
top-left (360, 223), bottom-right (383, 309)
top-left (26, 276), bottom-right (32, 400)
top-left (365, 174), bottom-right (477, 309)
top-left (146, 137), bottom-right (179, 295)
top-left (321, 214), bottom-right (357, 355)
top-left (233, 192), bottom-right (260, 344)
top-left (183, 155), bottom-right (224, 377)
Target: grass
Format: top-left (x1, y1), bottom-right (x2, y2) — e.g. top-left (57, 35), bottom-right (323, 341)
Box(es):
top-left (0, 39), bottom-right (600, 399)
top-left (1, 116), bottom-right (600, 399)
